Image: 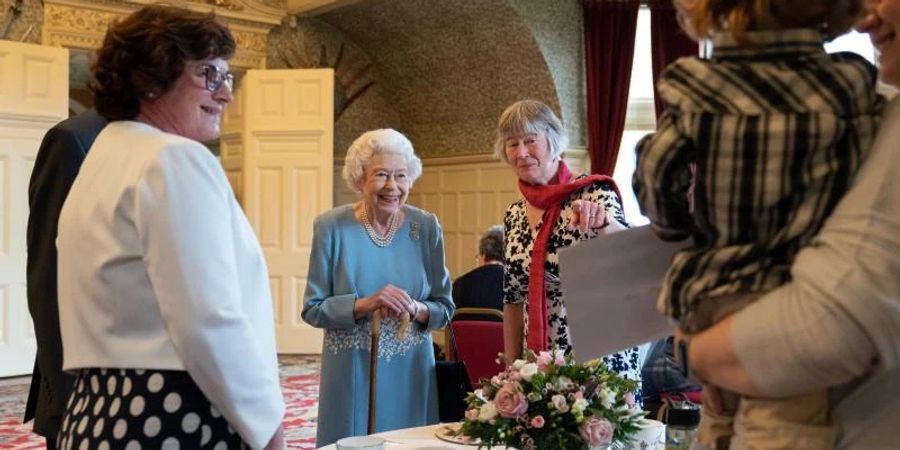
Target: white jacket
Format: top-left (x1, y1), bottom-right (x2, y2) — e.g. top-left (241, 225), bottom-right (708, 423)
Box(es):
top-left (58, 121), bottom-right (284, 449)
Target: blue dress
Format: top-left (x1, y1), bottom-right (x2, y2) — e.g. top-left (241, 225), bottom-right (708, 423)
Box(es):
top-left (302, 204), bottom-right (454, 447)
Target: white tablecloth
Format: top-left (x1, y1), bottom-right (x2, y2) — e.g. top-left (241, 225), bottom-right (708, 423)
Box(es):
top-left (315, 422), bottom-right (666, 450)
top-left (316, 423), bottom-right (485, 449)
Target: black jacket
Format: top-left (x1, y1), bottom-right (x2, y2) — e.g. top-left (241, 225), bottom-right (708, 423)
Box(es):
top-left (24, 110), bottom-right (106, 436)
top-left (451, 264), bottom-right (504, 322)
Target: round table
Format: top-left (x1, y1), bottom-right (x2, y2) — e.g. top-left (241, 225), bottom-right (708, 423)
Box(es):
top-left (316, 422), bottom-right (666, 450)
top-left (315, 423), bottom-right (503, 449)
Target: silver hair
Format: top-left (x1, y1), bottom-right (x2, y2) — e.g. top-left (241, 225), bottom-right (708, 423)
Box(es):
top-left (342, 128), bottom-right (423, 193)
top-left (492, 99), bottom-right (569, 163)
top-left (478, 225), bottom-right (505, 263)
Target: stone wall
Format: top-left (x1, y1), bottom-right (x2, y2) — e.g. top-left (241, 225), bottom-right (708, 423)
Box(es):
top-left (269, 0), bottom-right (585, 158)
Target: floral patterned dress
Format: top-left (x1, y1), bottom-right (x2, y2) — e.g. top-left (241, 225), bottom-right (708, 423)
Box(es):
top-left (503, 178), bottom-right (642, 386)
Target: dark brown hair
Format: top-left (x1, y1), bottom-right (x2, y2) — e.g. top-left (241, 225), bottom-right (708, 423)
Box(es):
top-left (91, 4), bottom-right (236, 120)
top-left (676, 0), bottom-right (864, 42)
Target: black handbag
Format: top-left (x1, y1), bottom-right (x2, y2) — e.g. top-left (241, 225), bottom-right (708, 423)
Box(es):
top-left (435, 313), bottom-right (471, 422)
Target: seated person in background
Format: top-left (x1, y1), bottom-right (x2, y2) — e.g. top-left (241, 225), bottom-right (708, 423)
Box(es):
top-left (633, 0), bottom-right (880, 449)
top-left (452, 225), bottom-right (504, 322)
top-left (640, 336), bottom-right (702, 418)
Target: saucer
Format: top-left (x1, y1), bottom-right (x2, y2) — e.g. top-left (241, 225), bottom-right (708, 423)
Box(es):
top-left (433, 424), bottom-right (480, 446)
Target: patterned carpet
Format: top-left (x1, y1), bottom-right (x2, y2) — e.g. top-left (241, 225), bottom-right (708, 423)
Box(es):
top-left (0, 355), bottom-right (320, 449)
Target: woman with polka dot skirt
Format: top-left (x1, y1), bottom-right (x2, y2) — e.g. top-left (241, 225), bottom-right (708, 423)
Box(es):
top-left (55, 5), bottom-right (285, 450)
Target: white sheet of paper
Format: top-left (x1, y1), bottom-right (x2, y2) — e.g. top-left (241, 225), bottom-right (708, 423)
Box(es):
top-left (559, 225), bottom-right (683, 363)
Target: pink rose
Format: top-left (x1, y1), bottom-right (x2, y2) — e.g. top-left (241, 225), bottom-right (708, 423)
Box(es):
top-left (579, 418), bottom-right (614, 447)
top-left (536, 351), bottom-right (553, 370)
top-left (552, 349), bottom-right (566, 365)
top-left (623, 392), bottom-right (636, 408)
top-left (494, 383), bottom-right (529, 418)
top-left (551, 394), bottom-right (569, 413)
top-left (530, 415), bottom-right (545, 428)
top-left (465, 408), bottom-right (479, 421)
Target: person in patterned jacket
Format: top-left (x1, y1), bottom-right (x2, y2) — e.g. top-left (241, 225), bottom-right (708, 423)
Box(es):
top-left (495, 99), bottom-right (641, 390)
top-left (633, 1), bottom-right (880, 449)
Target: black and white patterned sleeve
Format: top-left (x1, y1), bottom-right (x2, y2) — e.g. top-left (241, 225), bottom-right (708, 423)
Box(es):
top-left (581, 181), bottom-right (629, 235)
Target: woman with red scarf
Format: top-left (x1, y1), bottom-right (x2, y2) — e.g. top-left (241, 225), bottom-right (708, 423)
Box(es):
top-left (496, 100), bottom-right (641, 384)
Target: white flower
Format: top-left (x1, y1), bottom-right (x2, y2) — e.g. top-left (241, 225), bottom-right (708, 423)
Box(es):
top-left (571, 397), bottom-right (589, 414)
top-left (551, 394), bottom-right (570, 413)
top-left (519, 363), bottom-right (538, 381)
top-left (599, 387), bottom-right (617, 409)
top-left (512, 359), bottom-right (526, 370)
top-left (478, 402), bottom-right (498, 421)
top-left (555, 376), bottom-right (575, 392)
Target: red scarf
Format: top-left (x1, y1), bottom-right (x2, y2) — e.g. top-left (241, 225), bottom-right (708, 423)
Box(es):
top-left (518, 160), bottom-right (621, 352)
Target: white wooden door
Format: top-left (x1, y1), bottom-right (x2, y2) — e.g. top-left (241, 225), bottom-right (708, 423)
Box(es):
top-left (0, 41), bottom-right (68, 376)
top-left (221, 69), bottom-right (333, 354)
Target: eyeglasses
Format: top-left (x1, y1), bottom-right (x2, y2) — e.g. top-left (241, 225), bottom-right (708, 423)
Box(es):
top-left (195, 64), bottom-right (234, 92)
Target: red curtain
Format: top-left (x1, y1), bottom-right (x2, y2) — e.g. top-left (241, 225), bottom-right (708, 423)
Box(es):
top-left (649, 0), bottom-right (699, 119)
top-left (583, 0), bottom-right (639, 176)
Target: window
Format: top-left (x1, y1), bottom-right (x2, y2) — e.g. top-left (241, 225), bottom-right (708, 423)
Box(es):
top-left (612, 16), bottom-right (881, 227)
top-left (612, 9), bottom-right (654, 226)
top-left (825, 30), bottom-right (876, 63)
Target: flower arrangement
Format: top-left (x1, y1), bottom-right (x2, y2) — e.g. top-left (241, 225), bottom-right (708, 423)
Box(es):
top-left (457, 350), bottom-right (645, 450)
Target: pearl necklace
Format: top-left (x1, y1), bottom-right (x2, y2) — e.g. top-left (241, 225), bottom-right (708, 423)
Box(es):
top-left (360, 205), bottom-right (400, 247)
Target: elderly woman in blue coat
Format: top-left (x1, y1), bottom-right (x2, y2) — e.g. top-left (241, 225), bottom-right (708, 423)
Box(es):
top-left (302, 128), bottom-right (454, 447)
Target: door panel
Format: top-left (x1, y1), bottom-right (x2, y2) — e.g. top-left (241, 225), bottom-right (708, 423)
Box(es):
top-left (0, 41), bottom-right (68, 376)
top-left (221, 69), bottom-right (334, 354)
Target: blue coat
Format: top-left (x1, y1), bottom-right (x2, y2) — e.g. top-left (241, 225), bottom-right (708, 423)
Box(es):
top-left (302, 204), bottom-right (454, 447)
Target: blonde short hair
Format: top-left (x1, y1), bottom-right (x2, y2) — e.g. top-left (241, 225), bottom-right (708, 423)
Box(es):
top-left (342, 128), bottom-right (423, 194)
top-left (675, 0), bottom-right (864, 42)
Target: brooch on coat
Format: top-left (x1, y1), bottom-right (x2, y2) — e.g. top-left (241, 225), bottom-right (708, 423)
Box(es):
top-left (409, 222), bottom-right (420, 241)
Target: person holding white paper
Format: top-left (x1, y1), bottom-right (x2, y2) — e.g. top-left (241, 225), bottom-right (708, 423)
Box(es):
top-left (494, 99), bottom-right (641, 385)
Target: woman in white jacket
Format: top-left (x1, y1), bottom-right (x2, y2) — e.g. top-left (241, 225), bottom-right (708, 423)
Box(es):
top-left (56, 5), bottom-right (284, 450)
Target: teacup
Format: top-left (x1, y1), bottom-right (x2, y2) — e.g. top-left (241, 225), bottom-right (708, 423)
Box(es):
top-left (627, 419), bottom-right (666, 450)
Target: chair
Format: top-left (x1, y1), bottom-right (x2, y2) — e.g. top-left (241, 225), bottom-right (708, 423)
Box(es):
top-left (450, 307), bottom-right (505, 387)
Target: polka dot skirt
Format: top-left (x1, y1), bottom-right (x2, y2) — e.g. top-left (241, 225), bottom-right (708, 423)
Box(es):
top-left (57, 368), bottom-right (249, 450)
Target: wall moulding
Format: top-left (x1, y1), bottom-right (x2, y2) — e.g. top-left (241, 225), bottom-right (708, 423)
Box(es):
top-left (42, 0), bottom-right (287, 70)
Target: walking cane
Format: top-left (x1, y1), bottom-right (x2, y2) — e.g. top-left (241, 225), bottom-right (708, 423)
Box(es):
top-left (367, 309), bottom-right (382, 435)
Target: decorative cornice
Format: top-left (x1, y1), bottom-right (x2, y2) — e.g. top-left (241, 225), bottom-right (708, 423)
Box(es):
top-left (42, 0), bottom-right (284, 69)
